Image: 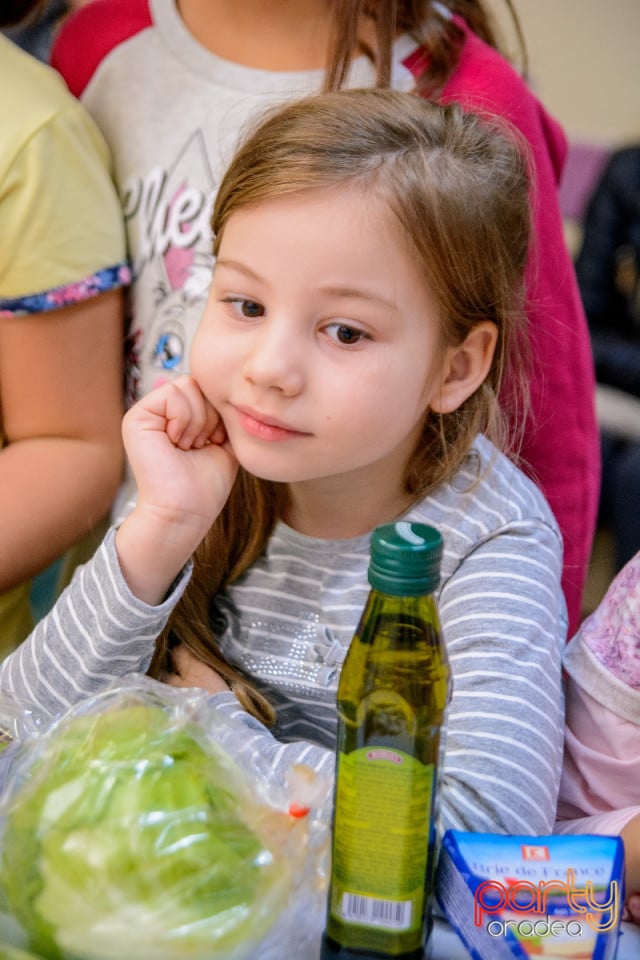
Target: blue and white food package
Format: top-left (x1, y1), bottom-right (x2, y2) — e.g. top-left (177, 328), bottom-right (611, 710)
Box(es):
top-left (436, 830), bottom-right (625, 960)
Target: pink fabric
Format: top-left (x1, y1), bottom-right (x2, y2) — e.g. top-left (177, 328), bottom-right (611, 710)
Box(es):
top-left (559, 680), bottom-right (640, 820)
top-left (555, 805), bottom-right (640, 838)
top-left (556, 554), bottom-right (640, 837)
top-left (51, 0), bottom-right (153, 99)
top-left (582, 554), bottom-right (640, 689)
top-left (558, 140), bottom-right (612, 222)
top-left (420, 20), bottom-right (600, 637)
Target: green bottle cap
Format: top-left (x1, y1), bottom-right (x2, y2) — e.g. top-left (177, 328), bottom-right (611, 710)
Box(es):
top-left (368, 522), bottom-right (443, 596)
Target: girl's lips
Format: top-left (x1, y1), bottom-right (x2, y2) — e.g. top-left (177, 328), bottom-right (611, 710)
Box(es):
top-left (234, 406), bottom-right (310, 441)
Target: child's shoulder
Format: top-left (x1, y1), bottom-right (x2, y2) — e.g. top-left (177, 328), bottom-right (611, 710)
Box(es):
top-left (568, 552), bottom-right (640, 694)
top-left (456, 433), bottom-right (557, 520)
top-left (0, 33), bottom-right (72, 131)
top-left (411, 434), bottom-right (561, 550)
top-left (51, 0), bottom-right (153, 99)
top-left (440, 17), bottom-right (567, 185)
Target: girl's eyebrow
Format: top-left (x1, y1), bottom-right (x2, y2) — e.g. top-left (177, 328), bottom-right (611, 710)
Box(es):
top-left (320, 285), bottom-right (397, 310)
top-left (216, 259), bottom-right (395, 310)
top-left (214, 258), bottom-right (263, 282)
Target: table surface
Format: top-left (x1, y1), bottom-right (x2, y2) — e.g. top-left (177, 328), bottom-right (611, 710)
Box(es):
top-left (429, 915), bottom-right (640, 959)
top-left (1, 910), bottom-right (638, 958)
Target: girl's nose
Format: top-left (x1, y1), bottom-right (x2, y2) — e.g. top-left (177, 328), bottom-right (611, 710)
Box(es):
top-left (242, 323), bottom-right (304, 396)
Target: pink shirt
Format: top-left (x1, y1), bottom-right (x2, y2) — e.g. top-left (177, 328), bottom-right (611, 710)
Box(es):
top-left (556, 553), bottom-right (640, 836)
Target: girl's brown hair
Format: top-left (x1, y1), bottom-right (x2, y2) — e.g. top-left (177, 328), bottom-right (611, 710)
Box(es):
top-left (324, 0), bottom-right (527, 94)
top-left (149, 90), bottom-right (532, 724)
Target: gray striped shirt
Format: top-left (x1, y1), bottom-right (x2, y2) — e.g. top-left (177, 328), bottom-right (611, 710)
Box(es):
top-left (0, 434), bottom-right (566, 834)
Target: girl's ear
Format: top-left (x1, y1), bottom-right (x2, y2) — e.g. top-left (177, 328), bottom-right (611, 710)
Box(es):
top-left (430, 320), bottom-right (498, 414)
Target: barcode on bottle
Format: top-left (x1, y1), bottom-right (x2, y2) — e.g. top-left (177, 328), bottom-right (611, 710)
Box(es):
top-left (341, 893), bottom-right (413, 930)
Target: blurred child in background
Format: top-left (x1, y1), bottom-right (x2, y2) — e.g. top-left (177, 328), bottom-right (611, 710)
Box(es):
top-left (575, 146), bottom-right (640, 574)
top-left (556, 549), bottom-right (640, 922)
top-left (51, 0), bottom-right (599, 637)
top-left (0, 0), bottom-right (127, 652)
top-left (1, 0), bottom-right (89, 61)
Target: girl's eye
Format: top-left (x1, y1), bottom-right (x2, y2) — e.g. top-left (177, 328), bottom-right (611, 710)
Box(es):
top-left (224, 298), bottom-right (265, 318)
top-left (326, 323), bottom-right (368, 346)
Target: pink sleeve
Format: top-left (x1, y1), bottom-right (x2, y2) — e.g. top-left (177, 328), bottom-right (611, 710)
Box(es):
top-left (579, 553), bottom-right (640, 689)
top-left (555, 807), bottom-right (640, 838)
top-left (437, 24), bottom-right (600, 637)
top-left (559, 678), bottom-right (640, 820)
top-left (51, 0), bottom-right (153, 98)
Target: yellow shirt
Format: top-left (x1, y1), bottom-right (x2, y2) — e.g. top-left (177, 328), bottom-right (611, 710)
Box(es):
top-left (0, 35), bottom-right (127, 301)
top-left (0, 36), bottom-right (127, 653)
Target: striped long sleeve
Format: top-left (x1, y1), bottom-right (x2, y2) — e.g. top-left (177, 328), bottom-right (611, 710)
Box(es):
top-left (0, 436), bottom-right (566, 834)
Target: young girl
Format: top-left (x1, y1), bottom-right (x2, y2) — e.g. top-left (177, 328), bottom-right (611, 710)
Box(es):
top-left (0, 90), bottom-right (566, 838)
top-left (50, 0), bottom-right (599, 638)
top-left (555, 551), bottom-right (640, 920)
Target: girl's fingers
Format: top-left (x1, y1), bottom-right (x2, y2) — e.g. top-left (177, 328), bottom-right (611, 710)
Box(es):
top-left (190, 418), bottom-right (229, 450)
top-left (627, 894), bottom-right (640, 925)
top-left (168, 643), bottom-right (231, 694)
top-left (152, 376), bottom-right (223, 450)
top-left (165, 378), bottom-right (207, 448)
top-left (210, 419), bottom-right (228, 446)
top-left (123, 375), bottom-right (237, 519)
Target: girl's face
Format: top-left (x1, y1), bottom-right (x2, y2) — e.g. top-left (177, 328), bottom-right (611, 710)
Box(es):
top-left (191, 185), bottom-right (451, 510)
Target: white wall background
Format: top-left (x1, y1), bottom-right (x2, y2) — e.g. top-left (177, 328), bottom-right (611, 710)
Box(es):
top-left (486, 0), bottom-right (640, 145)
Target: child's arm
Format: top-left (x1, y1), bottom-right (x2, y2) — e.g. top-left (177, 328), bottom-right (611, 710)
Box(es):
top-left (115, 376), bottom-right (238, 605)
top-left (0, 376), bottom-right (237, 716)
top-left (166, 641), bottom-right (230, 695)
top-left (622, 815), bottom-right (640, 922)
top-left (0, 290), bottom-right (124, 592)
top-left (440, 519), bottom-right (566, 834)
top-left (157, 517), bottom-right (567, 837)
top-left (557, 810), bottom-right (640, 924)
top-left (0, 418), bottom-right (565, 839)
top-left (0, 527), bottom-right (190, 717)
top-left (0, 517), bottom-right (564, 837)
top-left (556, 553), bottom-right (640, 918)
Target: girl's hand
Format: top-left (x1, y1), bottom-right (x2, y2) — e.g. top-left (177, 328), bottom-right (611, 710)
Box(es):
top-left (165, 642), bottom-right (230, 695)
top-left (622, 814), bottom-right (640, 925)
top-left (627, 894), bottom-right (640, 926)
top-left (123, 375), bottom-right (237, 529)
top-left (115, 376), bottom-right (238, 605)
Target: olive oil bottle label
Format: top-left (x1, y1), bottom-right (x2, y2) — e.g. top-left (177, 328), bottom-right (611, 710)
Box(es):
top-left (328, 746), bottom-right (434, 937)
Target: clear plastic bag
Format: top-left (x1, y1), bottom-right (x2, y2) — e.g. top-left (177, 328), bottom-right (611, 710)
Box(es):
top-left (0, 677), bottom-right (330, 960)
top-left (0, 691), bottom-right (46, 748)
top-left (0, 946), bottom-right (46, 960)
top-left (0, 692), bottom-right (48, 799)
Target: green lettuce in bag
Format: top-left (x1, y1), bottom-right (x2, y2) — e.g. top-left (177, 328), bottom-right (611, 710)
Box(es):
top-left (0, 683), bottom-right (325, 960)
top-left (0, 947), bottom-right (46, 960)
